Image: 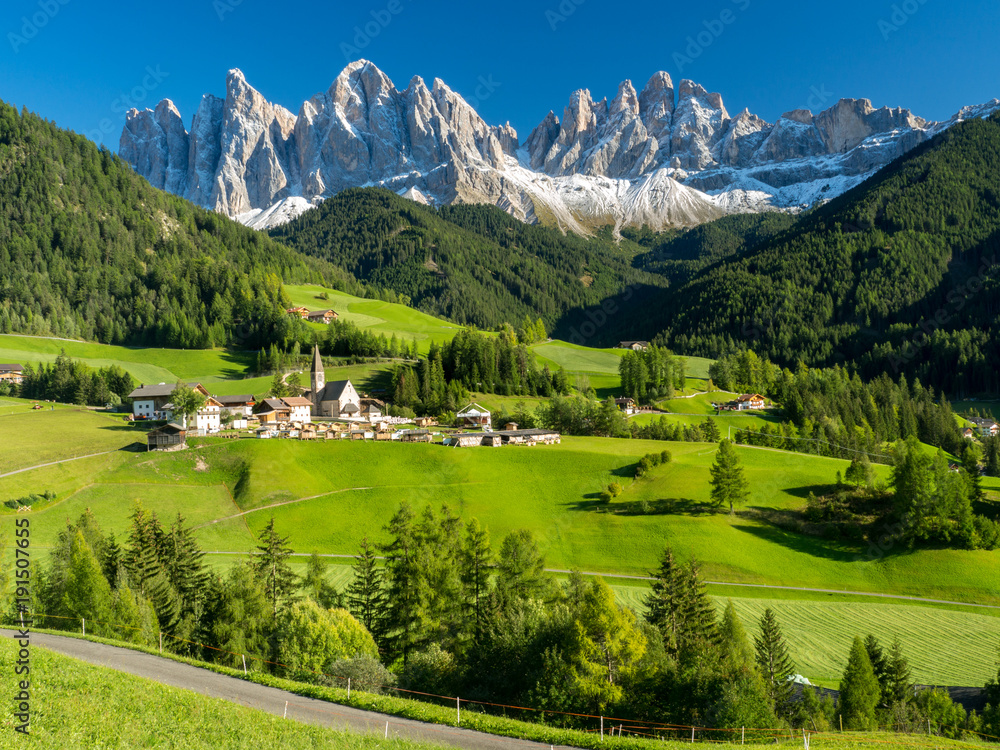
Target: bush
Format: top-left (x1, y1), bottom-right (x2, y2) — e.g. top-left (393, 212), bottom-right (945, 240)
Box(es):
top-left (400, 643), bottom-right (459, 697)
top-left (607, 482), bottom-right (623, 498)
top-left (323, 654), bottom-right (396, 695)
top-left (660, 450), bottom-right (672, 464)
top-left (598, 491), bottom-right (613, 504)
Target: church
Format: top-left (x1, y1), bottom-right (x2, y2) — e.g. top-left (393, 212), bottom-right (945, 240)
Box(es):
top-left (307, 345), bottom-right (362, 419)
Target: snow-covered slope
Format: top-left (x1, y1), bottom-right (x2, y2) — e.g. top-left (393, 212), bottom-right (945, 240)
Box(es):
top-left (119, 61), bottom-right (1000, 233)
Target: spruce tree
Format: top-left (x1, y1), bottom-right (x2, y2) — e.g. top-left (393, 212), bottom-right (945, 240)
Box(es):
top-left (253, 517), bottom-right (298, 622)
top-left (303, 552), bottom-right (343, 609)
top-left (710, 439), bottom-right (750, 513)
top-left (102, 533), bottom-right (122, 588)
top-left (864, 634), bottom-right (889, 703)
top-left (460, 518), bottom-right (493, 643)
top-left (884, 638), bottom-right (913, 706)
top-left (839, 636), bottom-right (881, 730)
top-left (680, 560), bottom-right (718, 650)
top-left (718, 601), bottom-right (754, 669)
top-left (755, 607), bottom-right (796, 716)
top-left (347, 537), bottom-right (387, 644)
top-left (644, 547), bottom-right (687, 656)
top-left (380, 503), bottom-right (420, 662)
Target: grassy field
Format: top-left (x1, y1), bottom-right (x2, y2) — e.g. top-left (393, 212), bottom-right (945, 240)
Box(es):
top-left (0, 638), bottom-right (446, 749)
top-left (609, 581), bottom-right (1000, 688)
top-left (6, 434), bottom-right (999, 605)
top-left (0, 402), bottom-right (142, 475)
top-left (284, 284), bottom-right (463, 354)
top-left (0, 334), bottom-right (252, 385)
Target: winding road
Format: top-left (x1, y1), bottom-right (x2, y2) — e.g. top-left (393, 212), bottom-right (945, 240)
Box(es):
top-left (0, 630), bottom-right (570, 750)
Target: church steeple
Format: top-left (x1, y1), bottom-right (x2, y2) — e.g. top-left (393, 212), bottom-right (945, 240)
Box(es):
top-left (310, 345), bottom-right (325, 409)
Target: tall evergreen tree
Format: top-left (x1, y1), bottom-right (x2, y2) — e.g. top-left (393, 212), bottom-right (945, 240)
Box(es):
top-left (252, 517), bottom-right (298, 622)
top-left (644, 547), bottom-right (688, 656)
top-left (347, 537), bottom-right (387, 645)
top-left (303, 552), bottom-right (343, 609)
top-left (839, 636), bottom-right (881, 730)
top-left (460, 518), bottom-right (493, 644)
top-left (380, 503), bottom-right (420, 662)
top-left (864, 634), bottom-right (889, 704)
top-left (755, 608), bottom-right (796, 717)
top-left (709, 439), bottom-right (750, 513)
top-left (679, 560), bottom-right (718, 651)
top-left (884, 638), bottom-right (914, 706)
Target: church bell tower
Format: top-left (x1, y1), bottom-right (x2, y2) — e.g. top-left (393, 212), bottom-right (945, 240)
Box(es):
top-left (310, 345), bottom-right (325, 411)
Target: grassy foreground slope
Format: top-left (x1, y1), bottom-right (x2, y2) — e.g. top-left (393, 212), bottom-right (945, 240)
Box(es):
top-left (0, 639), bottom-right (441, 750)
top-left (6, 436), bottom-right (999, 607)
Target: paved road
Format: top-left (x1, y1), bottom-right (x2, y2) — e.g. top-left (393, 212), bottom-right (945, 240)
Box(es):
top-left (0, 630), bottom-right (571, 750)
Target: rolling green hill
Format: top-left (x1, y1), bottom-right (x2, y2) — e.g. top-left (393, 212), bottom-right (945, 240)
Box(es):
top-left (270, 188), bottom-right (668, 331)
top-left (0, 101), bottom-right (357, 350)
top-left (656, 113), bottom-right (1000, 397)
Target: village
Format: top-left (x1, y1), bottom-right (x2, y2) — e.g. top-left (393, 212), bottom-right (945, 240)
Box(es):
top-left (136, 346), bottom-right (562, 452)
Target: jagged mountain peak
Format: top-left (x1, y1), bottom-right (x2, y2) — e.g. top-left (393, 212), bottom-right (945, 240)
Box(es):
top-left (120, 60), bottom-right (1000, 234)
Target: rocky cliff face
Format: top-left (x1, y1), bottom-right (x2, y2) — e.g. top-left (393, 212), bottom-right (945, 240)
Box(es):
top-left (120, 60), bottom-right (1000, 233)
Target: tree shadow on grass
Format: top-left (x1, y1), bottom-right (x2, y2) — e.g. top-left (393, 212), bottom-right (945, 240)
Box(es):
top-left (567, 496), bottom-right (718, 516)
top-left (783, 483), bottom-right (840, 500)
top-left (731, 523), bottom-right (863, 564)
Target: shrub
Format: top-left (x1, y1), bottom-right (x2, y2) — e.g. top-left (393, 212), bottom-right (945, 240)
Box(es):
top-left (323, 654), bottom-right (396, 695)
top-left (400, 643), bottom-right (459, 697)
top-left (607, 482), bottom-right (623, 498)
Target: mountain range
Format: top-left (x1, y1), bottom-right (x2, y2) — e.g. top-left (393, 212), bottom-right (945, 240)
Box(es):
top-left (119, 60), bottom-right (1000, 234)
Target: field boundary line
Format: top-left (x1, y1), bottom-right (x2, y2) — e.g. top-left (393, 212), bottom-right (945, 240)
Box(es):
top-left (191, 487), bottom-right (377, 528)
top-left (0, 450), bottom-right (118, 480)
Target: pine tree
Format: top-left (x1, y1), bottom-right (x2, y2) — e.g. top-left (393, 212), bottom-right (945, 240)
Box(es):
top-left (755, 608), bottom-right (796, 716)
top-left (303, 552), bottom-right (343, 609)
top-left (460, 518), bottom-right (493, 643)
top-left (864, 634), bottom-right (889, 703)
top-left (884, 638), bottom-right (914, 706)
top-left (252, 517), bottom-right (298, 622)
top-left (644, 547), bottom-right (687, 655)
top-left (839, 636), bottom-right (881, 730)
top-left (680, 560), bottom-right (718, 651)
top-left (710, 439), bottom-right (750, 513)
top-left (347, 537), bottom-right (387, 645)
top-left (102, 533), bottom-right (122, 588)
top-left (380, 503), bottom-right (420, 662)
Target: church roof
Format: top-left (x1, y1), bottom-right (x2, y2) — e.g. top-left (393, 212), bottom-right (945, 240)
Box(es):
top-left (312, 345), bottom-right (323, 375)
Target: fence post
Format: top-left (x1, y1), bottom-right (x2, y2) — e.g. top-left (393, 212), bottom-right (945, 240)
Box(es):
top-left (457, 696), bottom-right (461, 725)
top-left (283, 701), bottom-right (288, 719)
top-left (691, 726), bottom-right (695, 743)
top-left (600, 716), bottom-right (604, 741)
top-left (348, 677), bottom-right (351, 700)
top-left (839, 714), bottom-right (843, 732)
top-left (82, 618), bottom-right (85, 636)
top-left (385, 721), bottom-right (388, 739)
top-left (159, 632), bottom-right (163, 653)
top-left (742, 726), bottom-right (745, 744)
top-left (242, 654), bottom-right (247, 676)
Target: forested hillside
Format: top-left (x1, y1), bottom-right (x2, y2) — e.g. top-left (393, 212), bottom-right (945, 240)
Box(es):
top-left (0, 102), bottom-right (360, 349)
top-left (654, 113), bottom-right (1000, 396)
top-left (270, 188), bottom-right (668, 330)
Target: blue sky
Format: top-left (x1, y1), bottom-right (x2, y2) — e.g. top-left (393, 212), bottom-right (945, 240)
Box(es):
top-left (2, 0), bottom-right (998, 146)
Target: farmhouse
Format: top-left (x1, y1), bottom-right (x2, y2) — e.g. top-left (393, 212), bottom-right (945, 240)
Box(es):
top-left (281, 397), bottom-right (314, 423)
top-left (146, 423), bottom-right (187, 452)
top-left (307, 346), bottom-right (362, 418)
top-left (128, 383), bottom-right (210, 421)
top-left (614, 397), bottom-right (638, 415)
top-left (0, 364), bottom-right (24, 385)
top-left (286, 307), bottom-right (310, 319)
top-left (307, 309), bottom-right (338, 325)
top-left (618, 341), bottom-right (650, 351)
top-left (735, 394), bottom-right (766, 411)
top-left (360, 398), bottom-right (385, 421)
top-left (970, 418), bottom-right (1000, 438)
top-left (191, 396), bottom-right (224, 434)
top-left (457, 403), bottom-right (492, 429)
top-left (963, 428), bottom-right (976, 440)
top-left (216, 394), bottom-right (256, 417)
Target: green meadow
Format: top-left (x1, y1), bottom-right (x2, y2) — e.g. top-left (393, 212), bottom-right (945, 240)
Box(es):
top-left (283, 284), bottom-right (463, 353)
